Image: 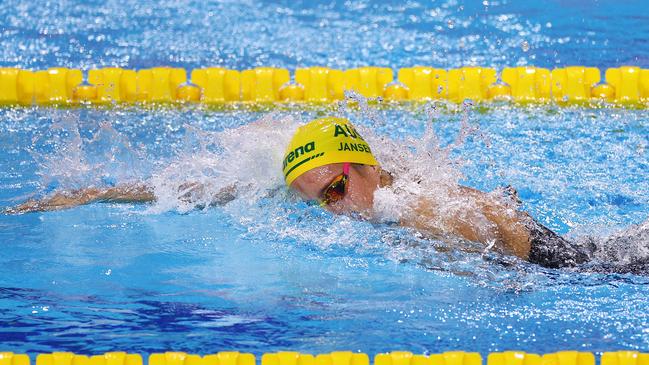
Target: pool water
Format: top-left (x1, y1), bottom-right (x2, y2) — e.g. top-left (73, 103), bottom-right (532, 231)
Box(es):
top-left (1, 0), bottom-right (649, 357)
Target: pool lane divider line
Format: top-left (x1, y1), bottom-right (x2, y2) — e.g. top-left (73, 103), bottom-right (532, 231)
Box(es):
top-left (0, 350), bottom-right (647, 365)
top-left (0, 66), bottom-right (647, 108)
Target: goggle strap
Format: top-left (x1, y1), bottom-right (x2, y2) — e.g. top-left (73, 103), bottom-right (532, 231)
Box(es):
top-left (343, 162), bottom-right (350, 175)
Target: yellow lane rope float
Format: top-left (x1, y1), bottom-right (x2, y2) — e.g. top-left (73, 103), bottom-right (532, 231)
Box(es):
top-left (1, 350), bottom-right (648, 365)
top-left (0, 66), bottom-right (647, 107)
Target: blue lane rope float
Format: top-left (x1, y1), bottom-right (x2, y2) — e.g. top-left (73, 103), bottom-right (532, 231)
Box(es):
top-left (0, 66), bottom-right (647, 107)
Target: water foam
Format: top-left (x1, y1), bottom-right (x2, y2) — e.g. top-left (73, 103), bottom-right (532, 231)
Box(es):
top-left (29, 113), bottom-right (147, 191)
top-left (24, 103), bottom-right (649, 281)
top-left (147, 112), bottom-right (299, 214)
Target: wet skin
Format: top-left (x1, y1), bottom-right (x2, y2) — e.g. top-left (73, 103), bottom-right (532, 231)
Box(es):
top-left (7, 161), bottom-right (533, 260)
top-left (290, 163), bottom-right (381, 218)
top-left (290, 163), bottom-right (533, 259)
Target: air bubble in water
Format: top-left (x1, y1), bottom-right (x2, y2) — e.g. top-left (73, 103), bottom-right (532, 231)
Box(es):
top-left (521, 40), bottom-right (530, 52)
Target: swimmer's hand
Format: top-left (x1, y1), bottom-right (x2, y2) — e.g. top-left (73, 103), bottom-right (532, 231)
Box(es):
top-left (176, 182), bottom-right (237, 209)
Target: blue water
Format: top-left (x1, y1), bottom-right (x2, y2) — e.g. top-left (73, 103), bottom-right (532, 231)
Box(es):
top-left (1, 0), bottom-right (648, 70)
top-left (1, 0), bottom-right (649, 358)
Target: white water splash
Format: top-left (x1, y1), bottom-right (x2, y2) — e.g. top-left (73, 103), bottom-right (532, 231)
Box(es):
top-left (147, 113), bottom-right (299, 213)
top-left (25, 103), bottom-right (649, 277)
top-left (593, 220), bottom-right (649, 265)
top-left (365, 101), bottom-right (511, 249)
top-left (30, 115), bottom-right (146, 191)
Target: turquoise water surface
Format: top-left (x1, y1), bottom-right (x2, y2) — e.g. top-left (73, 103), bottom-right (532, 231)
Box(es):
top-left (1, 0), bottom-right (649, 356)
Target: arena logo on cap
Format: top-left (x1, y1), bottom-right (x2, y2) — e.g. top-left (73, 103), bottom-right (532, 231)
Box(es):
top-left (283, 141), bottom-right (315, 170)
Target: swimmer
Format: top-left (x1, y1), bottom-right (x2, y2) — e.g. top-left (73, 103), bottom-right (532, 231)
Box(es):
top-left (282, 117), bottom-right (593, 268)
top-left (5, 117), bottom-right (646, 271)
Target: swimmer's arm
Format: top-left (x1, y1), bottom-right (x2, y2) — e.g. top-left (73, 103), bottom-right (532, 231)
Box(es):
top-left (5, 182), bottom-right (237, 214)
top-left (4, 184), bottom-right (156, 214)
top-left (455, 185), bottom-right (533, 258)
top-left (404, 185), bottom-right (532, 259)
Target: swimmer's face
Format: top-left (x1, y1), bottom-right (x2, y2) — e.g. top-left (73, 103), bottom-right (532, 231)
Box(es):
top-left (291, 163), bottom-right (381, 217)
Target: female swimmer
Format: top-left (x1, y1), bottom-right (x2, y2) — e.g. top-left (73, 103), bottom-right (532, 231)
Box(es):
top-left (7, 117), bottom-right (647, 271)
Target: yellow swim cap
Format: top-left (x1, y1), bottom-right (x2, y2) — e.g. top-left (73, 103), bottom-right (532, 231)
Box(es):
top-left (283, 117), bottom-right (378, 185)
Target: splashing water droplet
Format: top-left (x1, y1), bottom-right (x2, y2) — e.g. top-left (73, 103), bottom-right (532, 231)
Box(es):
top-left (339, 89), bottom-right (385, 126)
top-left (424, 102), bottom-right (440, 123)
top-left (521, 40), bottom-right (530, 52)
